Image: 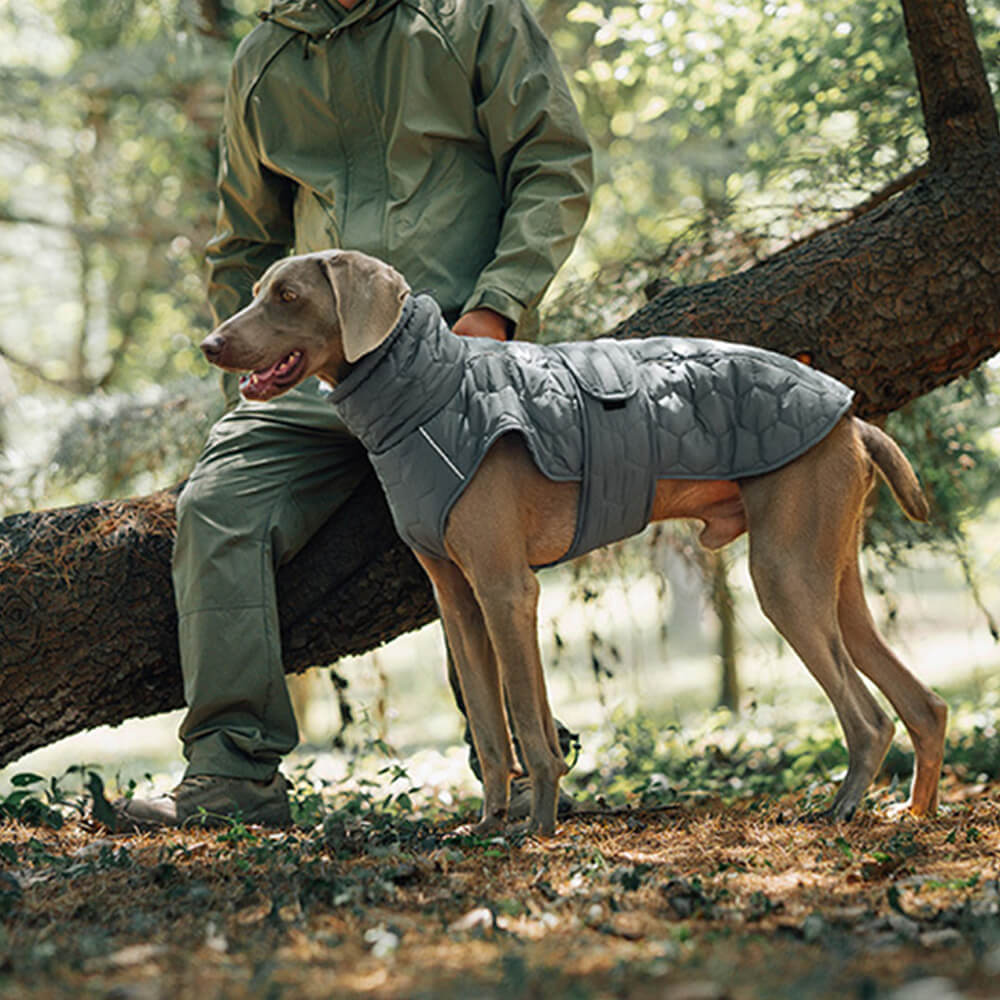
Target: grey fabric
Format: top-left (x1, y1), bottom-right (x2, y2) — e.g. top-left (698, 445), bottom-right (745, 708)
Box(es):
top-left (330, 295), bottom-right (855, 566)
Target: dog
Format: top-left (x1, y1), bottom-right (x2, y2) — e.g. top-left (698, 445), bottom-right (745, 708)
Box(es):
top-left (200, 248), bottom-right (948, 836)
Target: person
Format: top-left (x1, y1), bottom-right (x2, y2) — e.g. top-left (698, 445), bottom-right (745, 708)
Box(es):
top-left (114, 0), bottom-right (592, 829)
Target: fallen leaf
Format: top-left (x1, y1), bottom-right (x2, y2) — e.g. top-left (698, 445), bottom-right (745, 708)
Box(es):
top-left (363, 924), bottom-right (401, 958)
top-left (100, 944), bottom-right (166, 969)
top-left (236, 895), bottom-right (273, 925)
top-left (448, 907), bottom-right (495, 935)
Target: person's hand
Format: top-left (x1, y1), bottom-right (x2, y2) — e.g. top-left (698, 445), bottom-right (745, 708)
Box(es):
top-left (452, 308), bottom-right (511, 342)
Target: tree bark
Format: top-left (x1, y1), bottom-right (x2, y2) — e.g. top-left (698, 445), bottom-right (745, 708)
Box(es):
top-left (902, 0), bottom-right (998, 165)
top-left (0, 475), bottom-right (437, 767)
top-left (2, 0), bottom-right (998, 767)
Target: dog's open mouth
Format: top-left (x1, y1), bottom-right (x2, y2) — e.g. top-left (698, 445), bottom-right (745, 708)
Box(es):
top-left (240, 350), bottom-right (307, 401)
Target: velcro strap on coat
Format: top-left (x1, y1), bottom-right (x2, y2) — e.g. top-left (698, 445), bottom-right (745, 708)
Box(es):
top-left (551, 339), bottom-right (638, 403)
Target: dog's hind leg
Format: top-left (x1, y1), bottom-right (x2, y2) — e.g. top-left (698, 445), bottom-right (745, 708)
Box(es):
top-left (415, 552), bottom-right (517, 835)
top-left (837, 545), bottom-right (947, 816)
top-left (749, 543), bottom-right (895, 819)
top-left (742, 447), bottom-right (895, 820)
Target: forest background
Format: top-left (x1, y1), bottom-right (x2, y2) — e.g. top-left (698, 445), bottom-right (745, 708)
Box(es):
top-left (3, 2), bottom-right (1000, 998)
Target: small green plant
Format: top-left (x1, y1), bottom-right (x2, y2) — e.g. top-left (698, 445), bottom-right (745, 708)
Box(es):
top-left (861, 828), bottom-right (921, 881)
top-left (947, 723), bottom-right (1000, 781)
top-left (573, 709), bottom-right (852, 808)
top-left (1, 773), bottom-right (65, 829)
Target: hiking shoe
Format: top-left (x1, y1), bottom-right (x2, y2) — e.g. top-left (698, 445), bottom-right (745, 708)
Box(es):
top-left (507, 775), bottom-right (578, 822)
top-left (111, 773), bottom-right (291, 832)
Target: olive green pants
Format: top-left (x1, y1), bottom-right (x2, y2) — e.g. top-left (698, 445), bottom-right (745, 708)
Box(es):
top-left (174, 378), bottom-right (372, 778)
top-left (174, 378), bottom-right (578, 780)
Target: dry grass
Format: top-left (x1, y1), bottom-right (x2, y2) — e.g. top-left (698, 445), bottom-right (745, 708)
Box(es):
top-left (2, 775), bottom-right (1000, 1000)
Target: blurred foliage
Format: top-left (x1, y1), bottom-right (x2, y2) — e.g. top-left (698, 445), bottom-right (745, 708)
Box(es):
top-left (4, 685), bottom-right (999, 830)
top-left (867, 372), bottom-right (1000, 639)
top-left (49, 377), bottom-right (223, 499)
top-left (552, 0), bottom-right (998, 265)
top-left (558, 0), bottom-right (919, 262)
top-left (878, 372), bottom-right (1000, 551)
top-left (1, 0), bottom-right (998, 510)
top-left (572, 684), bottom-right (1000, 812)
top-left (572, 707), bottom-right (852, 809)
top-left (0, 0), bottom-right (233, 392)
top-left (0, 0), bottom-right (260, 507)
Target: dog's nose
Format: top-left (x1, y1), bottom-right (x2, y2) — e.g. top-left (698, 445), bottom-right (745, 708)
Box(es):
top-left (201, 333), bottom-right (225, 361)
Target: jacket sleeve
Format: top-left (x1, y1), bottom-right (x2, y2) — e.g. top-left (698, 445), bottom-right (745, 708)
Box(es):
top-left (462, 0), bottom-right (594, 336)
top-left (205, 58), bottom-right (296, 329)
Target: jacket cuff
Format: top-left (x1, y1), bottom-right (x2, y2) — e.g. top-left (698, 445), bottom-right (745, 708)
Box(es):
top-left (462, 287), bottom-right (525, 339)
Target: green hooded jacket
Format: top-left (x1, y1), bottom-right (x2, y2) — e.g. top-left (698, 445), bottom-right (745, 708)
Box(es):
top-left (206, 0), bottom-right (593, 345)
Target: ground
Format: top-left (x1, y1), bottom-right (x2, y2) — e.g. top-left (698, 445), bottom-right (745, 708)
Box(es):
top-left (2, 530), bottom-right (998, 999)
top-left (2, 768), bottom-right (999, 1000)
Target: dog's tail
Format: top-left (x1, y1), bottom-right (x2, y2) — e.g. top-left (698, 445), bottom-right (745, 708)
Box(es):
top-left (856, 418), bottom-right (930, 522)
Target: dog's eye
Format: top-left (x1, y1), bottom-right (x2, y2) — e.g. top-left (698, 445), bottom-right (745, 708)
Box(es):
top-left (279, 287), bottom-right (298, 303)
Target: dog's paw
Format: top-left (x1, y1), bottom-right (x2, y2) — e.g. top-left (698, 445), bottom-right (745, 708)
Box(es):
top-left (448, 815), bottom-right (506, 839)
top-left (885, 797), bottom-right (937, 821)
top-left (506, 819), bottom-right (555, 839)
top-left (798, 803), bottom-right (858, 824)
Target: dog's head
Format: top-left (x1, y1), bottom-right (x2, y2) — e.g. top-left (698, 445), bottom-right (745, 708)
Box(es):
top-left (200, 249), bottom-right (411, 402)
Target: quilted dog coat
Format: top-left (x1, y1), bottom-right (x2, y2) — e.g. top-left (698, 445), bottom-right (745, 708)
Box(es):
top-left (329, 295), bottom-right (855, 566)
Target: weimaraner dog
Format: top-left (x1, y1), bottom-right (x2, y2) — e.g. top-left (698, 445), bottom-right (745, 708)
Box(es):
top-left (200, 249), bottom-right (947, 836)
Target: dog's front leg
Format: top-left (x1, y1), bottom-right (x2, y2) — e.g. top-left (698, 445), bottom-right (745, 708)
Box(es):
top-left (414, 552), bottom-right (517, 834)
top-left (441, 441), bottom-right (570, 836)
top-left (464, 562), bottom-right (568, 836)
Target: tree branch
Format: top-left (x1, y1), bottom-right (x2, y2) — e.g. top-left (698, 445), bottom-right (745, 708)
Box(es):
top-left (780, 164), bottom-right (931, 255)
top-left (901, 0), bottom-right (1000, 163)
top-left (0, 345), bottom-right (89, 395)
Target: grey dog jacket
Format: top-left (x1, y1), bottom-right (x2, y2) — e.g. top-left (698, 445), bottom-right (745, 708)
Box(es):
top-left (329, 295), bottom-right (855, 566)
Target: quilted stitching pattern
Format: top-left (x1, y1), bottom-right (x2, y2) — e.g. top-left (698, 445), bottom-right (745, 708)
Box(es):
top-left (331, 295), bottom-right (855, 564)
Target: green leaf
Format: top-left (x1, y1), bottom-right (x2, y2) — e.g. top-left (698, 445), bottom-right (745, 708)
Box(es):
top-left (9, 773), bottom-right (45, 788)
top-left (833, 835), bottom-right (853, 861)
top-left (86, 772), bottom-right (119, 831)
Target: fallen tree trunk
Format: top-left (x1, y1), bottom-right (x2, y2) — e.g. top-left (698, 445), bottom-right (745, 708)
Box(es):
top-left (0, 475), bottom-right (437, 767)
top-left (1, 0), bottom-right (998, 767)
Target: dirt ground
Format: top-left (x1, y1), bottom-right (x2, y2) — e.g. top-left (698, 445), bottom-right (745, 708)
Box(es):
top-left (2, 774), bottom-right (999, 1000)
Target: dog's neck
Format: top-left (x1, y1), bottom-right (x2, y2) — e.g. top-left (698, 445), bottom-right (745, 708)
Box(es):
top-left (326, 294), bottom-right (468, 451)
top-left (313, 361), bottom-right (352, 389)
top-left (313, 294), bottom-right (423, 389)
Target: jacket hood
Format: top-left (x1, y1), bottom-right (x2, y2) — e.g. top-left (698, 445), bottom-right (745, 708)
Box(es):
top-left (260, 0), bottom-right (403, 38)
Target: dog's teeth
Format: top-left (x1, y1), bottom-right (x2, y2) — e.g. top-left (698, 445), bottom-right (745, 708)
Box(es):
top-left (275, 351), bottom-right (301, 375)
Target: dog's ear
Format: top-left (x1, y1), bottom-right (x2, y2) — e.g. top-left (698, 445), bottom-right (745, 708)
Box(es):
top-left (319, 251), bottom-right (410, 363)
